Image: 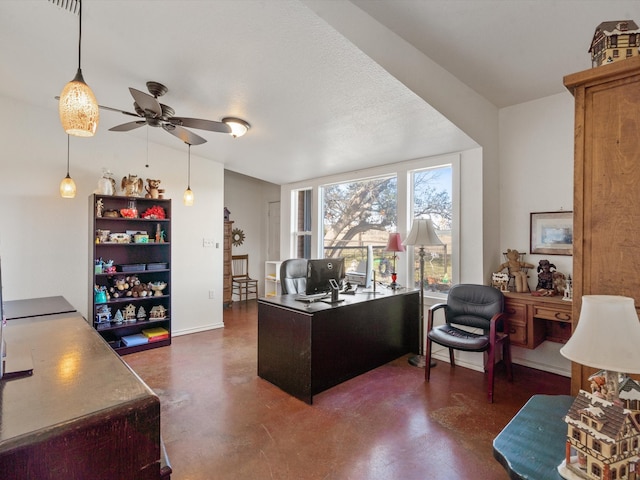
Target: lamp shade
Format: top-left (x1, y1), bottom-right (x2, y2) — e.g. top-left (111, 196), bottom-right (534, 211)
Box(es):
top-left (385, 233), bottom-right (406, 253)
top-left (59, 69), bottom-right (99, 137)
top-left (560, 295), bottom-right (640, 374)
top-left (222, 117), bottom-right (250, 138)
top-left (403, 218), bottom-right (443, 247)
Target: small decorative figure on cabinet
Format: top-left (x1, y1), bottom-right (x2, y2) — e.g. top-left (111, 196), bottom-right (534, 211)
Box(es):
top-left (224, 207), bottom-right (231, 221)
top-left (563, 275), bottom-right (573, 301)
top-left (121, 174), bottom-right (144, 197)
top-left (535, 259), bottom-right (556, 295)
top-left (124, 304), bottom-right (137, 323)
top-left (150, 305), bottom-right (167, 319)
top-left (96, 198), bottom-right (104, 217)
top-left (96, 169), bottom-right (116, 195)
top-left (137, 306), bottom-right (147, 322)
top-left (496, 249), bottom-right (534, 293)
top-left (113, 309), bottom-right (124, 325)
top-left (491, 272), bottom-right (510, 292)
top-left (144, 178), bottom-right (163, 199)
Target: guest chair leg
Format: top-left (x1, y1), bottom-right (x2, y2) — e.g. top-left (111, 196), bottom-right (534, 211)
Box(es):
top-left (487, 344), bottom-right (496, 403)
top-left (425, 337), bottom-right (433, 381)
top-left (449, 348), bottom-right (455, 367)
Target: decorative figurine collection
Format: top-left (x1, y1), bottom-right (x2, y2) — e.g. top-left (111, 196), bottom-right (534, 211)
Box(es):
top-left (492, 250), bottom-right (569, 297)
top-left (95, 170), bottom-right (165, 199)
top-left (495, 249), bottom-right (534, 293)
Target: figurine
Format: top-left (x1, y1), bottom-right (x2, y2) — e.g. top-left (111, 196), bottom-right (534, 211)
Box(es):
top-left (496, 249), bottom-right (534, 293)
top-left (96, 168), bottom-right (116, 195)
top-left (145, 178), bottom-right (164, 199)
top-left (535, 259), bottom-right (556, 291)
top-left (121, 174), bottom-right (143, 197)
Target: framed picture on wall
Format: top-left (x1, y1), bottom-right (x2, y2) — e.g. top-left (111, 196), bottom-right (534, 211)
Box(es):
top-left (530, 211), bottom-right (573, 255)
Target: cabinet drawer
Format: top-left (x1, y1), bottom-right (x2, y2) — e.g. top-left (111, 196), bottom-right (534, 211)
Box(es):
top-left (504, 302), bottom-right (525, 318)
top-left (507, 319), bottom-right (527, 346)
top-left (533, 305), bottom-right (572, 323)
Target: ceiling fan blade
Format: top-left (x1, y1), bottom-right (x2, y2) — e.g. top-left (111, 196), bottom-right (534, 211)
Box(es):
top-left (129, 88), bottom-right (162, 117)
top-left (162, 124), bottom-right (207, 145)
top-left (109, 121), bottom-right (146, 132)
top-left (169, 117), bottom-right (232, 134)
top-left (98, 104), bottom-right (140, 117)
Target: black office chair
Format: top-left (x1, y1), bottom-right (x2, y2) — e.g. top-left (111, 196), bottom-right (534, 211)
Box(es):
top-left (425, 283), bottom-right (513, 403)
top-left (280, 259), bottom-right (308, 294)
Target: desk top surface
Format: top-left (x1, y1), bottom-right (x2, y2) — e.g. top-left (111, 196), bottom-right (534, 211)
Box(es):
top-left (4, 296), bottom-right (76, 320)
top-left (259, 288), bottom-right (418, 313)
top-left (0, 312), bottom-right (157, 453)
top-left (493, 394), bottom-right (574, 480)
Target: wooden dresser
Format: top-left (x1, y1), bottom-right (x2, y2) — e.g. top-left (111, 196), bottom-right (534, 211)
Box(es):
top-left (564, 56), bottom-right (640, 394)
top-left (223, 220), bottom-right (233, 306)
top-left (503, 292), bottom-right (572, 349)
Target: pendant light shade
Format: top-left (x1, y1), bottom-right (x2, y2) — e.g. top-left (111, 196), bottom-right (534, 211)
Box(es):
top-left (183, 143), bottom-right (194, 206)
top-left (60, 135), bottom-right (77, 198)
top-left (59, 0), bottom-right (99, 137)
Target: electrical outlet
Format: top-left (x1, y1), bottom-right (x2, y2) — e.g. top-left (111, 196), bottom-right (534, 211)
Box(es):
top-left (208, 290), bottom-right (215, 299)
top-left (203, 238), bottom-right (215, 248)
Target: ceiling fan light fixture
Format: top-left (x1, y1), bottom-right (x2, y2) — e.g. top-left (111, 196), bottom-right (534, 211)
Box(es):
top-left (59, 0), bottom-right (99, 137)
top-left (60, 135), bottom-right (77, 198)
top-left (222, 117), bottom-right (250, 138)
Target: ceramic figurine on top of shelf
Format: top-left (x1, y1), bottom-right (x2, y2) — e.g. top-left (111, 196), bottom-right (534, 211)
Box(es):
top-left (563, 275), bottom-right (573, 301)
top-left (589, 20), bottom-right (640, 67)
top-left (137, 306), bottom-right (147, 322)
top-left (150, 282), bottom-right (167, 297)
top-left (96, 168), bottom-right (116, 195)
top-left (96, 198), bottom-right (104, 217)
top-left (496, 249), bottom-right (534, 293)
top-left (121, 174), bottom-right (143, 197)
top-left (224, 207), bottom-right (231, 221)
top-left (113, 309), bottom-right (124, 325)
top-left (144, 178), bottom-right (164, 199)
top-left (124, 304), bottom-right (137, 323)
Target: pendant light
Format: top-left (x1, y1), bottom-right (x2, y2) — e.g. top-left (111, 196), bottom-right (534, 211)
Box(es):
top-left (60, 135), bottom-right (77, 198)
top-left (58, 0), bottom-right (99, 137)
top-left (183, 143), bottom-right (194, 206)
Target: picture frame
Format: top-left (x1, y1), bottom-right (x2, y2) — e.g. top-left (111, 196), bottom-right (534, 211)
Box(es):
top-left (530, 211), bottom-right (573, 255)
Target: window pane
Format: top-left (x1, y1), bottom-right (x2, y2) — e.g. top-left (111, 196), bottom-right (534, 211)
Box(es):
top-left (293, 188), bottom-right (312, 259)
top-left (321, 176), bottom-right (397, 280)
top-left (410, 165), bottom-right (453, 293)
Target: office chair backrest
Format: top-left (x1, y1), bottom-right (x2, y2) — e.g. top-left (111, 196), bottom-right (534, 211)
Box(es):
top-left (280, 259), bottom-right (308, 294)
top-left (445, 284), bottom-right (504, 330)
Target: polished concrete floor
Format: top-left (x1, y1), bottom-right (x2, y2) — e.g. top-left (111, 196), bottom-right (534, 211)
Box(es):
top-left (125, 300), bottom-right (570, 480)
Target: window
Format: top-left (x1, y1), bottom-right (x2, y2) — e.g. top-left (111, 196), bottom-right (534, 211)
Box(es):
top-left (409, 164), bottom-right (453, 293)
top-left (593, 439), bottom-right (601, 453)
top-left (293, 188), bottom-right (312, 259)
top-left (572, 428), bottom-right (581, 441)
top-left (591, 463), bottom-right (602, 477)
top-left (321, 175), bottom-right (397, 277)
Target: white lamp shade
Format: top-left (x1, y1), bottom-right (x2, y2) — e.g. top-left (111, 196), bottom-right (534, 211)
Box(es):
top-left (560, 295), bottom-right (640, 374)
top-left (403, 218), bottom-right (443, 247)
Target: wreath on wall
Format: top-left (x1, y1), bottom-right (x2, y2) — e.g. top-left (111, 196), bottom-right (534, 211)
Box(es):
top-left (231, 228), bottom-right (245, 247)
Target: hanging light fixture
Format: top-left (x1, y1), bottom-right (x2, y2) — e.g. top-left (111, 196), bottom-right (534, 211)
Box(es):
top-left (183, 143), bottom-right (194, 206)
top-left (222, 117), bottom-right (250, 138)
top-left (60, 135), bottom-right (77, 198)
top-left (58, 0), bottom-right (99, 137)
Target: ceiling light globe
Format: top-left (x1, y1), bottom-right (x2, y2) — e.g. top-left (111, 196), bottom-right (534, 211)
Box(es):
top-left (59, 70), bottom-right (99, 137)
top-left (60, 174), bottom-right (77, 199)
top-left (222, 117), bottom-right (250, 138)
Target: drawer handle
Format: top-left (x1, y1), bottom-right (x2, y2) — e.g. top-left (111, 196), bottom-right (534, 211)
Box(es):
top-left (555, 312), bottom-right (571, 321)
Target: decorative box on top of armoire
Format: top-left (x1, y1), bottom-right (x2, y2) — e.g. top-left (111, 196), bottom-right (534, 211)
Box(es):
top-left (564, 55), bottom-right (640, 395)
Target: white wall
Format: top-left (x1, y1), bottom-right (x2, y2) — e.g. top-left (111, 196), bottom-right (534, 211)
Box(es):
top-left (223, 170), bottom-right (280, 297)
top-left (0, 95), bottom-right (226, 335)
top-left (498, 91), bottom-right (575, 376)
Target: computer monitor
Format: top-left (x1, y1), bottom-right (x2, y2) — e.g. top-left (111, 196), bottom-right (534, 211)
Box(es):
top-left (344, 245), bottom-right (373, 288)
top-left (305, 258), bottom-right (345, 295)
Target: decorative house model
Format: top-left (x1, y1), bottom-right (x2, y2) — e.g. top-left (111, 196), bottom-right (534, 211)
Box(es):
top-left (589, 20), bottom-right (640, 67)
top-left (150, 305), bottom-right (167, 319)
top-left (124, 303), bottom-right (137, 322)
top-left (562, 389), bottom-right (640, 479)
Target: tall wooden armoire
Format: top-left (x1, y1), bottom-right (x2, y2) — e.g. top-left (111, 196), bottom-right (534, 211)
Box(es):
top-left (223, 221), bottom-right (233, 307)
top-left (564, 55), bottom-right (640, 395)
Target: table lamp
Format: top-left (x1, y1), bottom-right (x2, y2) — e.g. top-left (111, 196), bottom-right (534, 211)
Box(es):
top-left (385, 233), bottom-right (405, 290)
top-left (403, 218), bottom-right (443, 368)
top-left (560, 295), bottom-right (640, 403)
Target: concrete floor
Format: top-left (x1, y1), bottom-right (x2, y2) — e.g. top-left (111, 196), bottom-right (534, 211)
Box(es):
top-left (124, 300), bottom-right (570, 480)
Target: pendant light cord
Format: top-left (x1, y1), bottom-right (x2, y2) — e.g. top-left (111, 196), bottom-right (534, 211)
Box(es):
top-left (66, 135), bottom-right (71, 175)
top-left (77, 0), bottom-right (82, 70)
top-left (187, 143), bottom-right (191, 188)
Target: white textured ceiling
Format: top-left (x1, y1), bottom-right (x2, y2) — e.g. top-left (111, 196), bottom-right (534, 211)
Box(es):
top-left (0, 1), bottom-right (635, 185)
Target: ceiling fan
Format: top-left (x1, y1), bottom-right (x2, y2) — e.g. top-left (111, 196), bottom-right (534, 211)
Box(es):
top-left (100, 81), bottom-right (248, 145)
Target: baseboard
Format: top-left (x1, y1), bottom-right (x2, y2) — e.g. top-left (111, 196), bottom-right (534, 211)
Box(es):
top-left (173, 322), bottom-right (224, 337)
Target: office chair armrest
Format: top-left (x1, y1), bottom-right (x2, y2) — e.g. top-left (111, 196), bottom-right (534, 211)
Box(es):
top-left (489, 311), bottom-right (508, 338)
top-left (427, 303), bottom-right (448, 331)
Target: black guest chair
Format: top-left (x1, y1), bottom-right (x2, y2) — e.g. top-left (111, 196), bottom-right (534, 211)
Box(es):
top-left (280, 259), bottom-right (308, 294)
top-left (425, 283), bottom-right (513, 403)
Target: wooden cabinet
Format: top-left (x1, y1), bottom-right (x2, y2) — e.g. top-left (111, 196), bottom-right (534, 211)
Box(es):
top-left (90, 194), bottom-right (171, 354)
top-left (503, 292), bottom-right (572, 349)
top-left (223, 221), bottom-right (233, 306)
top-left (564, 56), bottom-right (640, 394)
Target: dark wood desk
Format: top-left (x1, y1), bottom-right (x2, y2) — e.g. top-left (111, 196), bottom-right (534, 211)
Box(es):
top-left (493, 394), bottom-right (574, 479)
top-left (4, 295), bottom-right (76, 320)
top-left (258, 289), bottom-right (419, 404)
top-left (0, 311), bottom-right (165, 479)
